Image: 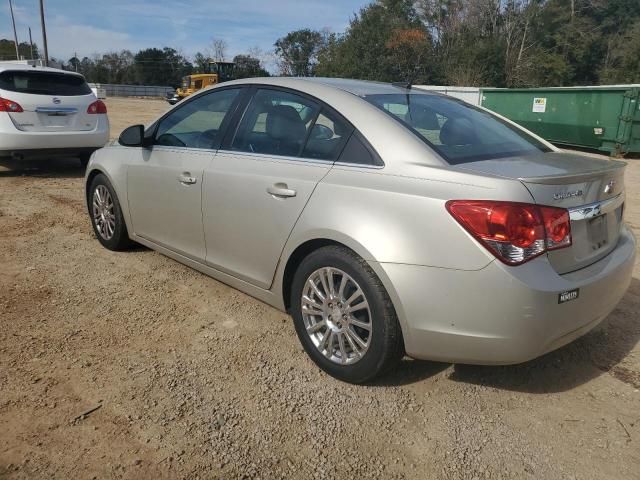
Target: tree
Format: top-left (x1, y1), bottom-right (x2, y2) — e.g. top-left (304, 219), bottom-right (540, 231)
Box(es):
top-left (0, 39), bottom-right (39, 61)
top-left (233, 54), bottom-right (270, 78)
top-left (600, 20), bottom-right (640, 83)
top-left (210, 38), bottom-right (228, 61)
top-left (385, 28), bottom-right (432, 83)
top-left (274, 29), bottom-right (325, 76)
top-left (193, 52), bottom-right (210, 72)
top-left (134, 47), bottom-right (192, 86)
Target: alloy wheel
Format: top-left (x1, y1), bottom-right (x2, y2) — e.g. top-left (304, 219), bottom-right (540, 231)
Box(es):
top-left (301, 267), bottom-right (372, 365)
top-left (92, 185), bottom-right (116, 240)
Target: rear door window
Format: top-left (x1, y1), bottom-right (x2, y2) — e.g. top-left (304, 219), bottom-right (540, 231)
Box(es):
top-left (232, 89), bottom-right (320, 157)
top-left (0, 71), bottom-right (92, 96)
top-left (302, 110), bottom-right (352, 161)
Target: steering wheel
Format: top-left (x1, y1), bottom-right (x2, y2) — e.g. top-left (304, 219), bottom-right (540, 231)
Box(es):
top-left (156, 133), bottom-right (186, 147)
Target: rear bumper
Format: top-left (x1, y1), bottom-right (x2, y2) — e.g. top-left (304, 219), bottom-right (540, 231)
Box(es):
top-left (377, 225), bottom-right (636, 364)
top-left (0, 113), bottom-right (109, 156)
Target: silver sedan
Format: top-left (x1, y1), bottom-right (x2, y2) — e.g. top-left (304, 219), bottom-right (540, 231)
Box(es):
top-left (85, 78), bottom-right (636, 383)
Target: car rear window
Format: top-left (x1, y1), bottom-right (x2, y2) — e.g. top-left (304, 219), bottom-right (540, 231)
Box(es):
top-left (0, 70), bottom-right (92, 96)
top-left (363, 93), bottom-right (551, 164)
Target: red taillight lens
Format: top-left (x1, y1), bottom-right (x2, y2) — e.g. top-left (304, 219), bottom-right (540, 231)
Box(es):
top-left (446, 200), bottom-right (572, 265)
top-left (540, 206), bottom-right (571, 249)
top-left (87, 99), bottom-right (107, 114)
top-left (0, 97), bottom-right (24, 112)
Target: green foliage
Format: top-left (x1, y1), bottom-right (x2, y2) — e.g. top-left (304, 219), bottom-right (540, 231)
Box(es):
top-left (0, 39), bottom-right (38, 61)
top-left (315, 0), bottom-right (431, 83)
top-left (134, 48), bottom-right (192, 86)
top-left (274, 29), bottom-right (325, 76)
top-left (233, 54), bottom-right (270, 78)
top-left (313, 0), bottom-right (640, 86)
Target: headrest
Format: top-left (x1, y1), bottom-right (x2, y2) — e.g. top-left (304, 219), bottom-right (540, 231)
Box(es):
top-left (408, 105), bottom-right (440, 130)
top-left (439, 117), bottom-right (477, 146)
top-left (266, 105), bottom-right (306, 141)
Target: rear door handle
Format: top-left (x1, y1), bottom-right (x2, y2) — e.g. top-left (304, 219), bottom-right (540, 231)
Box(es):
top-left (267, 183), bottom-right (297, 198)
top-left (178, 173), bottom-right (197, 185)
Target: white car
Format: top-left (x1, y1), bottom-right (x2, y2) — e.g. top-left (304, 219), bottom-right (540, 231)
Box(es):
top-left (0, 63), bottom-right (109, 165)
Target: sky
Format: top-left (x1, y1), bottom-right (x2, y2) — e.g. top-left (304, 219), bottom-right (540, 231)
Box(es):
top-left (1, 0), bottom-right (368, 64)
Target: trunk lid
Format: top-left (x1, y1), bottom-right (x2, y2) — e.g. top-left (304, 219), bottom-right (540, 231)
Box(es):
top-left (457, 151), bottom-right (626, 274)
top-left (0, 69), bottom-right (98, 132)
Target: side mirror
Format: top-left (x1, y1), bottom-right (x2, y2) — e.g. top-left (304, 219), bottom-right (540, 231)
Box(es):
top-left (119, 125), bottom-right (147, 147)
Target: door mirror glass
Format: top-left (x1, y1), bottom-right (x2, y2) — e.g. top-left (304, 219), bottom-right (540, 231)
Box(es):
top-left (119, 124), bottom-right (145, 147)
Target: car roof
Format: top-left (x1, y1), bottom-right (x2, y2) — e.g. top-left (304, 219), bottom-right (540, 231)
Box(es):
top-left (0, 62), bottom-right (84, 77)
top-left (225, 76), bottom-right (419, 97)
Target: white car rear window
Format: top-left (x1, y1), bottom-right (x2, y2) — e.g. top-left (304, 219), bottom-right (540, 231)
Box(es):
top-left (0, 71), bottom-right (92, 96)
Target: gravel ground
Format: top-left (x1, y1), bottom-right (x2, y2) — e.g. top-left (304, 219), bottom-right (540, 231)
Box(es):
top-left (0, 97), bottom-right (639, 479)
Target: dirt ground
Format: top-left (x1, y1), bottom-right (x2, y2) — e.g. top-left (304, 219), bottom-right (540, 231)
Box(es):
top-left (1, 97), bottom-right (639, 479)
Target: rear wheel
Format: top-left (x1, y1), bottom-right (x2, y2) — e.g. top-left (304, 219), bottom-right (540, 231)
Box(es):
top-left (88, 174), bottom-right (133, 251)
top-left (290, 245), bottom-right (404, 383)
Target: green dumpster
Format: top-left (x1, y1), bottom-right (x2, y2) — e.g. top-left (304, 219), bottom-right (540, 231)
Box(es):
top-left (480, 85), bottom-right (640, 156)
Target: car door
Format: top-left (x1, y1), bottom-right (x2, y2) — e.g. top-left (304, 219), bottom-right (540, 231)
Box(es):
top-left (127, 87), bottom-right (243, 261)
top-left (203, 87), bottom-right (352, 289)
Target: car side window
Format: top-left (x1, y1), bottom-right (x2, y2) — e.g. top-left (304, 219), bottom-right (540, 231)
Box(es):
top-left (231, 89), bottom-right (320, 157)
top-left (302, 110), bottom-right (352, 161)
top-left (337, 133), bottom-right (383, 167)
top-left (154, 88), bottom-right (240, 149)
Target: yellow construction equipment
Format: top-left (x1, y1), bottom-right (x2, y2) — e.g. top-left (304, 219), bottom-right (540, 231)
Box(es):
top-left (166, 61), bottom-right (235, 105)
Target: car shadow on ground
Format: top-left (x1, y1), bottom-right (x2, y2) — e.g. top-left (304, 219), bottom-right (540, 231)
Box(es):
top-left (0, 157), bottom-right (85, 178)
top-left (371, 358), bottom-right (450, 387)
top-left (374, 277), bottom-right (640, 392)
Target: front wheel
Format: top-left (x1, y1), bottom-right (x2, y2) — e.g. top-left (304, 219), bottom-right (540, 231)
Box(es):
top-left (290, 245), bottom-right (404, 383)
top-left (88, 173), bottom-right (133, 251)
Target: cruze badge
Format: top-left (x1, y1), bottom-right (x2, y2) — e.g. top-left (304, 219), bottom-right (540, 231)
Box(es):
top-left (604, 180), bottom-right (616, 194)
top-left (52, 97), bottom-right (61, 104)
top-left (553, 190), bottom-right (583, 201)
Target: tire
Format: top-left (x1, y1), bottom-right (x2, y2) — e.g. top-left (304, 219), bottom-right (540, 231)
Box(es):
top-left (87, 173), bottom-right (133, 251)
top-left (290, 245), bottom-right (404, 383)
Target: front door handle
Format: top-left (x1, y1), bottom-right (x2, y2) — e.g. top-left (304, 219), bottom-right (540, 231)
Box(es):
top-left (178, 173), bottom-right (197, 185)
top-left (267, 183), bottom-right (297, 198)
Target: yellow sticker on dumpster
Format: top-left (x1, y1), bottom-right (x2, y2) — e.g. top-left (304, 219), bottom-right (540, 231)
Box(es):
top-left (533, 97), bottom-right (547, 113)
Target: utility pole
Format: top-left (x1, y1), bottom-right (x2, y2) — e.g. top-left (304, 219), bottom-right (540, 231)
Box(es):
top-left (39, 0), bottom-right (49, 66)
top-left (28, 27), bottom-right (34, 59)
top-left (9, 0), bottom-right (20, 60)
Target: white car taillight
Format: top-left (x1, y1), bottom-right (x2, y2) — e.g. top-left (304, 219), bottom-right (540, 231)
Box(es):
top-left (0, 97), bottom-right (24, 112)
top-left (87, 100), bottom-right (107, 114)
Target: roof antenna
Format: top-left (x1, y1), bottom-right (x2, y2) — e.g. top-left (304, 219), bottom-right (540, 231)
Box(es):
top-left (392, 66), bottom-right (421, 90)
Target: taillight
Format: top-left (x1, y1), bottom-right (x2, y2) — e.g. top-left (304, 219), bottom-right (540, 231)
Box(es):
top-left (87, 100), bottom-right (107, 114)
top-left (0, 97), bottom-right (24, 112)
top-left (446, 200), bottom-right (572, 265)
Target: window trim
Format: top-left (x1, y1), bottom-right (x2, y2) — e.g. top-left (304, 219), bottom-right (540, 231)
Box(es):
top-left (220, 84), bottom-right (379, 165)
top-left (147, 85), bottom-right (251, 151)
